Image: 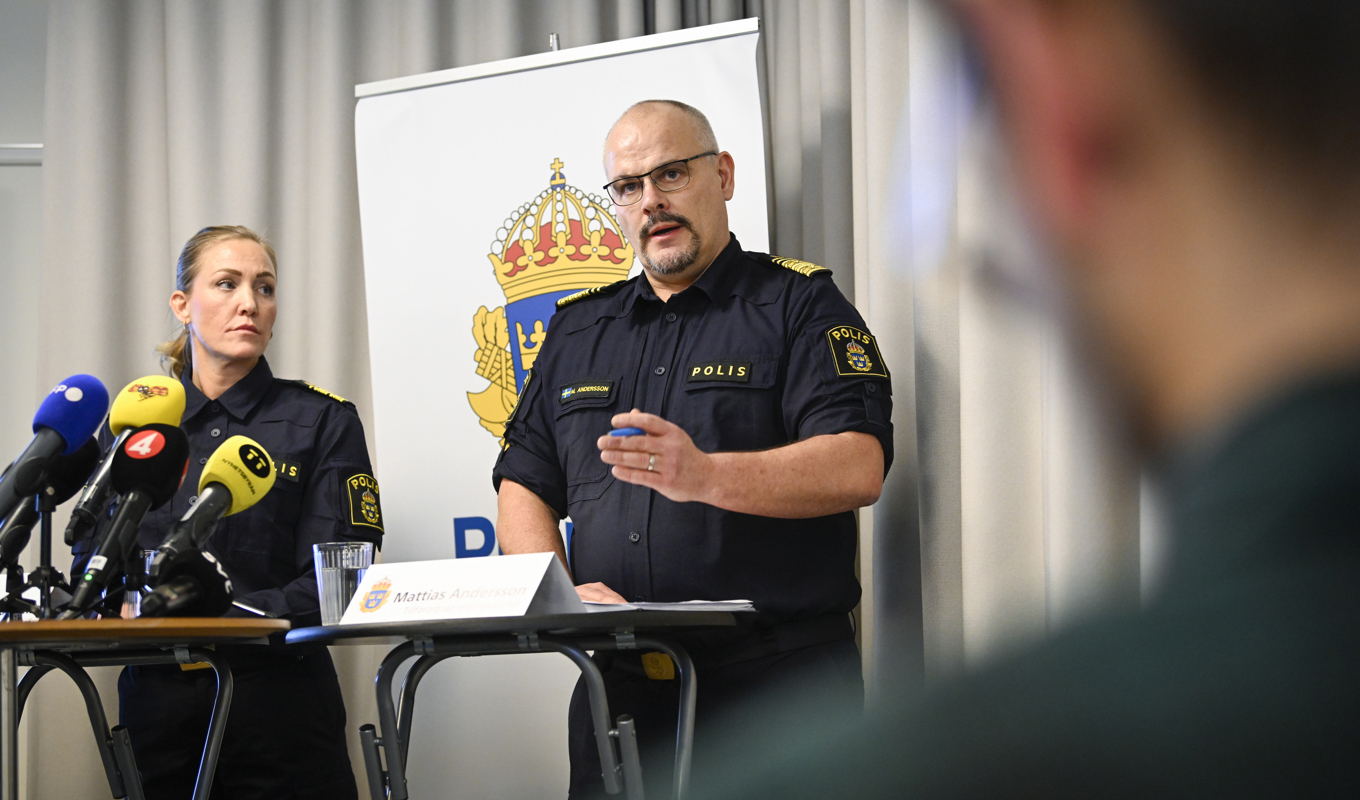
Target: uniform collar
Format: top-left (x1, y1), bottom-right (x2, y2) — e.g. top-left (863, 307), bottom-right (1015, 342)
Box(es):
top-left (182, 356), bottom-right (275, 420)
top-left (623, 233), bottom-right (744, 312)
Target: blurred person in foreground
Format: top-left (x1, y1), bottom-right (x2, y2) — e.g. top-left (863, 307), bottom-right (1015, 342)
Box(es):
top-left (701, 0), bottom-right (1360, 797)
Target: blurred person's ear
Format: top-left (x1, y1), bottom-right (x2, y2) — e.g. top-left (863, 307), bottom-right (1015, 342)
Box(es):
top-left (957, 1), bottom-right (1154, 262)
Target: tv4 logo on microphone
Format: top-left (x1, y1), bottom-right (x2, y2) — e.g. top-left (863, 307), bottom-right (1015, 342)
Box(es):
top-left (124, 430), bottom-right (166, 459)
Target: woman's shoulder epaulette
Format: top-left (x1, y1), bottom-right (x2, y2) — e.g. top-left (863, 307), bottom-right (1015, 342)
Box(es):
top-left (763, 254), bottom-right (831, 278)
top-left (556, 279), bottom-right (629, 310)
top-left (281, 379), bottom-right (352, 406)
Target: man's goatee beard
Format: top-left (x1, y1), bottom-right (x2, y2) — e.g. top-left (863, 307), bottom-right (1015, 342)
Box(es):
top-left (640, 229), bottom-right (702, 275)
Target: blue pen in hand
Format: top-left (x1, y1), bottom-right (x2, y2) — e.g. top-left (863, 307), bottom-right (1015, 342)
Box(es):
top-left (610, 427), bottom-right (645, 437)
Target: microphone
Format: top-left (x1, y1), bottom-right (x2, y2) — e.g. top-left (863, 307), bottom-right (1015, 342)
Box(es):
top-left (150, 435), bottom-right (275, 579)
top-left (60, 423), bottom-right (189, 618)
top-left (65, 376), bottom-right (186, 546)
top-left (0, 438), bottom-right (101, 570)
top-left (0, 376), bottom-right (109, 524)
top-left (140, 550), bottom-right (234, 617)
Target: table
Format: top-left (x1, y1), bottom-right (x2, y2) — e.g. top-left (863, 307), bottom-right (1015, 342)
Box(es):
top-left (0, 618), bottom-right (290, 800)
top-left (289, 610), bottom-right (736, 800)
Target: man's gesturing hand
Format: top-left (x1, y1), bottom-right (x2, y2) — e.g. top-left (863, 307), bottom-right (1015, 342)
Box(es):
top-left (597, 410), bottom-right (715, 503)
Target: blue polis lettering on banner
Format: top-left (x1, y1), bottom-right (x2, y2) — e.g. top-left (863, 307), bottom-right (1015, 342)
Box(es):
top-left (453, 517), bottom-right (574, 559)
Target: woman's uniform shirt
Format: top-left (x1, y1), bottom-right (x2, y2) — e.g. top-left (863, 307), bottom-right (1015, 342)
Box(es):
top-left (74, 357), bottom-right (383, 625)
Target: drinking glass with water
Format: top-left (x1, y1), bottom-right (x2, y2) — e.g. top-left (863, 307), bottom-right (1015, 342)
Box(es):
top-left (313, 542), bottom-right (374, 625)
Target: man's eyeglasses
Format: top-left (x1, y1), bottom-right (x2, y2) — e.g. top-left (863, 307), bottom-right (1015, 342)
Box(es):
top-left (603, 152), bottom-right (717, 206)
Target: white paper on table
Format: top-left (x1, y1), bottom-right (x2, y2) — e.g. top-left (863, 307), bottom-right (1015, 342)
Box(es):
top-left (583, 599), bottom-right (756, 613)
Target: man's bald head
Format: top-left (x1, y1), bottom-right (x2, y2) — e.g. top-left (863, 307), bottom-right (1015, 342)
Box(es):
top-left (605, 100), bottom-right (719, 158)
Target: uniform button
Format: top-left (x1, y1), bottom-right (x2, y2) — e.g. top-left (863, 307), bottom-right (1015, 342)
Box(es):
top-left (654, 366), bottom-right (666, 376)
top-left (210, 402), bottom-right (221, 412)
top-left (189, 495), bottom-right (198, 505)
top-left (628, 532), bottom-right (641, 543)
top-left (210, 428), bottom-right (221, 437)
top-left (867, 384), bottom-right (878, 394)
top-left (199, 457), bottom-right (208, 465)
top-left (665, 312), bottom-right (677, 323)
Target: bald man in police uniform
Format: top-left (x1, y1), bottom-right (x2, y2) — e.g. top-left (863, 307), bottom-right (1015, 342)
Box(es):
top-left (492, 100), bottom-right (892, 797)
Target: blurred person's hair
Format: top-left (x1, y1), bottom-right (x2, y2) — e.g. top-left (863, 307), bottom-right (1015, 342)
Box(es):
top-left (1133, 0), bottom-right (1360, 198)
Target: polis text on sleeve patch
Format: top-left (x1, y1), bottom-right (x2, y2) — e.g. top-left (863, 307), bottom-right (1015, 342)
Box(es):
top-left (559, 379), bottom-right (614, 405)
top-left (686, 360), bottom-right (752, 383)
top-left (346, 473), bottom-right (384, 531)
top-left (826, 325), bottom-right (889, 378)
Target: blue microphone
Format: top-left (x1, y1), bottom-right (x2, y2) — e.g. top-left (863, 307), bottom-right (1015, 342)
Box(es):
top-left (0, 375), bottom-right (109, 523)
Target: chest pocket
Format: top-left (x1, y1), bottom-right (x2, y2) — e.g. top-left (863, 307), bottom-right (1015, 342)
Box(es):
top-left (225, 407), bottom-right (320, 566)
top-left (554, 376), bottom-right (622, 502)
top-left (682, 355), bottom-right (783, 452)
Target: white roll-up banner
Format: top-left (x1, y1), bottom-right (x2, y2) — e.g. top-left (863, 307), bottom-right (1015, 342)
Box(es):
top-left (355, 19), bottom-right (767, 796)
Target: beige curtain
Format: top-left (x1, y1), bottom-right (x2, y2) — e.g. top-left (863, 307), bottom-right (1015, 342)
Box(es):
top-left (31, 0), bottom-right (1140, 796)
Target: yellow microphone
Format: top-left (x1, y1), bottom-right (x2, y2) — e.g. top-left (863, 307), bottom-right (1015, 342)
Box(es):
top-left (65, 375), bottom-right (189, 545)
top-left (109, 375), bottom-right (186, 435)
top-left (150, 436), bottom-right (276, 575)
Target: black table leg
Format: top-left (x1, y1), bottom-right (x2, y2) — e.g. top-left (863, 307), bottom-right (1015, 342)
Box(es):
top-left (19, 651), bottom-right (132, 799)
top-left (183, 647), bottom-right (233, 800)
top-left (397, 654), bottom-right (453, 765)
top-left (374, 642), bottom-right (416, 800)
top-left (539, 638), bottom-right (626, 796)
top-left (635, 638), bottom-right (696, 800)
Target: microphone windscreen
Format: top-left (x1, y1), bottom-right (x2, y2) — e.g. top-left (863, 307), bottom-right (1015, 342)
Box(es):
top-left (32, 375), bottom-right (110, 455)
top-left (110, 423), bottom-right (190, 508)
top-left (109, 376), bottom-right (187, 435)
top-left (158, 550), bottom-right (234, 616)
top-left (199, 436), bottom-right (276, 516)
top-left (47, 438), bottom-right (102, 504)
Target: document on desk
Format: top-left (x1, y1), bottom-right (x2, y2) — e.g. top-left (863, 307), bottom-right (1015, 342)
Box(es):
top-left (584, 600), bottom-right (756, 613)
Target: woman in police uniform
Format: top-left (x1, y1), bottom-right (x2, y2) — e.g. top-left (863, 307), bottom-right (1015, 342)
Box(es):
top-left (119, 225), bottom-right (381, 799)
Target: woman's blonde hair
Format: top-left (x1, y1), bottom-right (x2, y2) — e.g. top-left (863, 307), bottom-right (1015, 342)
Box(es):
top-left (157, 225), bottom-right (278, 378)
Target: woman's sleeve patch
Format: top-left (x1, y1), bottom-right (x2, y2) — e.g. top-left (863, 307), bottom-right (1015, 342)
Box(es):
top-left (345, 473), bottom-right (384, 532)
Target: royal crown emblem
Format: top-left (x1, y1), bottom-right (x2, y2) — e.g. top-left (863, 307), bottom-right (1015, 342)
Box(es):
top-left (468, 159), bottom-right (634, 441)
top-left (846, 340), bottom-right (873, 373)
top-left (361, 577), bottom-right (392, 613)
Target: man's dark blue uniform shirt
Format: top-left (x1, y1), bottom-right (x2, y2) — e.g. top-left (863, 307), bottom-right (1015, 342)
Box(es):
top-left (493, 236), bottom-right (893, 626)
top-left (74, 357), bottom-right (383, 625)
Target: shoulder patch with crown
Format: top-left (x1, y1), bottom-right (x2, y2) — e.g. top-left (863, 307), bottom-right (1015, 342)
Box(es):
top-left (286, 380), bottom-right (351, 405)
top-left (769, 256), bottom-right (830, 277)
top-left (556, 280), bottom-right (629, 310)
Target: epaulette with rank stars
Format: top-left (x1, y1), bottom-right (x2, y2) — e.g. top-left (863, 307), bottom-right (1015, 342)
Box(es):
top-left (284, 379), bottom-right (353, 406)
top-left (768, 255), bottom-right (831, 277)
top-left (556, 279), bottom-right (629, 310)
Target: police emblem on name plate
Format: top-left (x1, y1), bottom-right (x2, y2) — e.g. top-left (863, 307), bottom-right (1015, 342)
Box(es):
top-left (361, 577), bottom-right (392, 613)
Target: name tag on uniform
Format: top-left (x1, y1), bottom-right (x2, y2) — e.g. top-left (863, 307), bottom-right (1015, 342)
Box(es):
top-left (559, 379), bottom-right (614, 405)
top-left (686, 360), bottom-right (751, 383)
top-left (275, 459), bottom-right (302, 483)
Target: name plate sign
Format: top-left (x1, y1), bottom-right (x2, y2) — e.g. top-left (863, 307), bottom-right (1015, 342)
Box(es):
top-left (339, 552), bottom-right (584, 624)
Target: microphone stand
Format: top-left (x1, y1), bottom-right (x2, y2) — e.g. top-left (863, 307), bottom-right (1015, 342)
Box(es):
top-left (31, 486), bottom-right (70, 618)
top-left (0, 488), bottom-right (75, 620)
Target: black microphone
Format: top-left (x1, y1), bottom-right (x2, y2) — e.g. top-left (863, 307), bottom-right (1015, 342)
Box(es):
top-left (0, 438), bottom-right (101, 570)
top-left (60, 424), bottom-right (189, 619)
top-left (140, 550), bottom-right (233, 617)
top-left (0, 376), bottom-right (108, 524)
top-left (65, 376), bottom-right (186, 546)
